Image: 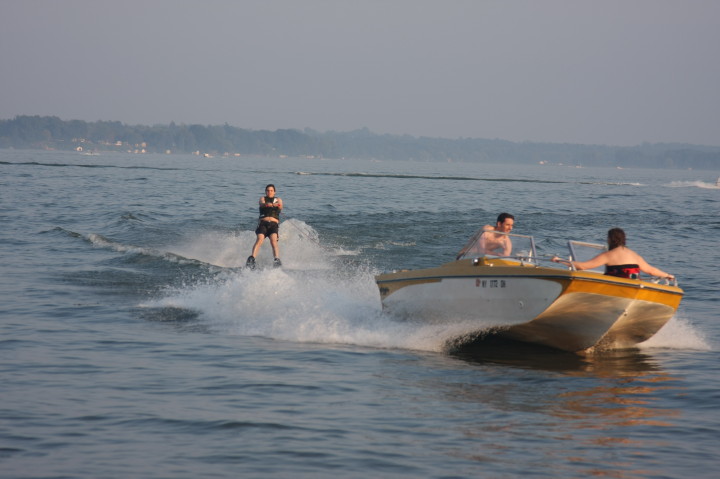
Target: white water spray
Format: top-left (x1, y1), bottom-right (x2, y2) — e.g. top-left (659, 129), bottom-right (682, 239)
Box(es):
top-left (137, 220), bottom-right (711, 354)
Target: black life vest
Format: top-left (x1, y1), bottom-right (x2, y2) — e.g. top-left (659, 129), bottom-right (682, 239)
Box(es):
top-left (259, 196), bottom-right (280, 220)
top-left (605, 264), bottom-right (640, 279)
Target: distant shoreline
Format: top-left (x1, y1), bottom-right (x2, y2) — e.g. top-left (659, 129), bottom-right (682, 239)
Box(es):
top-left (2, 115), bottom-right (719, 170)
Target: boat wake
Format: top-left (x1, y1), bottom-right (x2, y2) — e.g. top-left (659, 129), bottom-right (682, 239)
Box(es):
top-left (74, 221), bottom-right (710, 355)
top-left (126, 220), bottom-right (517, 352)
top-left (144, 267), bottom-right (501, 353)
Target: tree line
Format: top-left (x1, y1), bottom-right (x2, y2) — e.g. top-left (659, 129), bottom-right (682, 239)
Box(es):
top-left (2, 115), bottom-right (719, 170)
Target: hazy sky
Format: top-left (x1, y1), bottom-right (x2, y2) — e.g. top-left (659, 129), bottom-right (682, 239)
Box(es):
top-left (2, 0), bottom-right (719, 146)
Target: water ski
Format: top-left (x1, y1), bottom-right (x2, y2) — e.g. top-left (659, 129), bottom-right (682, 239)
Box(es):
top-left (244, 256), bottom-right (282, 270)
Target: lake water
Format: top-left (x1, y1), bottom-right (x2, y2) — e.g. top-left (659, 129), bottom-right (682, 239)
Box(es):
top-left (1, 149), bottom-right (719, 478)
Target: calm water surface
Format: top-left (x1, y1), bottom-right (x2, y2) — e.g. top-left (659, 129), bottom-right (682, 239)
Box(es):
top-left (1, 149), bottom-right (719, 478)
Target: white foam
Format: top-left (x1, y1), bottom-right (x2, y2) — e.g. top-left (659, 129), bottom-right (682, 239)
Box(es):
top-left (168, 230), bottom-right (253, 268)
top-left (667, 180), bottom-right (720, 189)
top-left (140, 218), bottom-right (483, 352)
top-left (146, 265), bottom-right (484, 352)
top-left (638, 314), bottom-right (712, 351)
top-left (169, 218), bottom-right (357, 269)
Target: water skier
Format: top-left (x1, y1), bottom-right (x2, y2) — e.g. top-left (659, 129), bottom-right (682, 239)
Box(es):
top-left (246, 184), bottom-right (283, 269)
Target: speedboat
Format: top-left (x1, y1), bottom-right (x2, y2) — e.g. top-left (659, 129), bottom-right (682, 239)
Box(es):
top-left (375, 230), bottom-right (683, 353)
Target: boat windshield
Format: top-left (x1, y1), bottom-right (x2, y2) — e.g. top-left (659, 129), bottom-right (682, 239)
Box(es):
top-left (456, 230), bottom-right (536, 261)
top-left (568, 240), bottom-right (607, 272)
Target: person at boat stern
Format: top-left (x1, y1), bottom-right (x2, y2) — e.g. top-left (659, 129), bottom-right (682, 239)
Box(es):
top-left (552, 227), bottom-right (675, 281)
top-left (246, 184), bottom-right (283, 269)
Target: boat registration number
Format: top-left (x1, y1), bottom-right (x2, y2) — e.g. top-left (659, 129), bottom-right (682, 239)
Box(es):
top-left (476, 279), bottom-right (506, 288)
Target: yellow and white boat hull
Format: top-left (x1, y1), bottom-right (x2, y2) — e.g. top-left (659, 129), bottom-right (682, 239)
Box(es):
top-left (376, 257), bottom-right (683, 353)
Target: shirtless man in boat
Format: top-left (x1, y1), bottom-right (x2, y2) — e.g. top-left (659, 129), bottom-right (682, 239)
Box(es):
top-left (479, 212), bottom-right (514, 256)
top-left (456, 212), bottom-right (515, 258)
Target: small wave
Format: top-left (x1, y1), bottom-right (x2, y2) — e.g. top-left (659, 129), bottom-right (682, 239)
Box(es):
top-left (41, 226), bottom-right (84, 239)
top-left (120, 212), bottom-right (146, 221)
top-left (294, 171), bottom-right (567, 184)
top-left (66, 219), bottom-right (344, 275)
top-left (292, 171), bottom-right (648, 187)
top-left (667, 180), bottom-right (720, 189)
top-left (0, 160), bottom-right (183, 171)
top-left (85, 233), bottom-right (211, 267)
top-left (372, 240), bottom-right (417, 250)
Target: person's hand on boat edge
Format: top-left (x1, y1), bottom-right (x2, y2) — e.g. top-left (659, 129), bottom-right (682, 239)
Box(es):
top-left (551, 256), bottom-right (570, 266)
